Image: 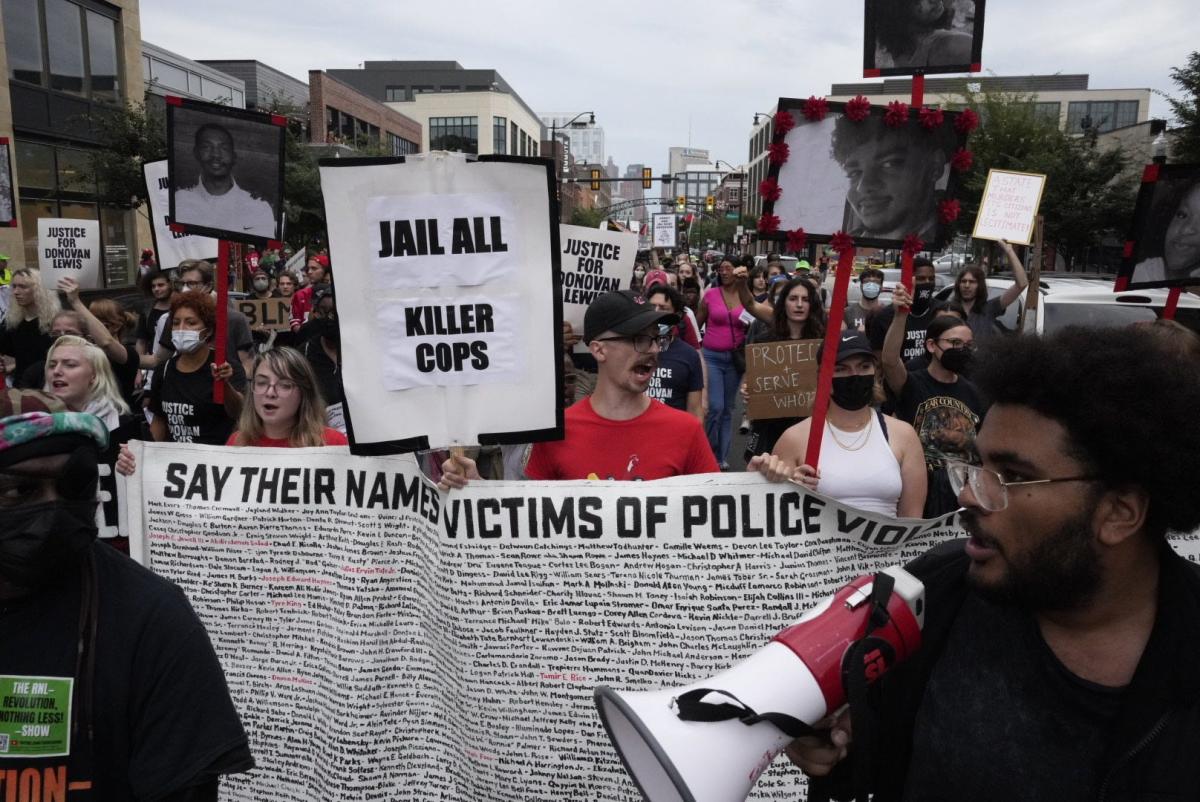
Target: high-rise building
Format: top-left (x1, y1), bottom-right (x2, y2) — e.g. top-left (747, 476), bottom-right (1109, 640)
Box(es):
top-left (540, 112), bottom-right (604, 166)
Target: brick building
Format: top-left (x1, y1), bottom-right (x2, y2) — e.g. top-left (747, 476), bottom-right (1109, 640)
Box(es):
top-left (308, 71), bottom-right (421, 155)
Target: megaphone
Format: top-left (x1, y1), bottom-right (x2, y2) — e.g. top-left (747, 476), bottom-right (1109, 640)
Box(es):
top-left (594, 566), bottom-right (924, 802)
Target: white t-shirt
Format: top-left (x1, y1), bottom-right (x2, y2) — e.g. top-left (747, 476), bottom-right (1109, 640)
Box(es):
top-left (175, 179), bottom-right (276, 239)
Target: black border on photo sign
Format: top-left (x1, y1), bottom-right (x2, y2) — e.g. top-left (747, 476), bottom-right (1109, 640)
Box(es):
top-left (1117, 163), bottom-right (1200, 290)
top-left (317, 154), bottom-right (565, 456)
top-left (0, 138), bottom-right (17, 227)
top-left (165, 96), bottom-right (286, 245)
top-left (759, 98), bottom-right (967, 251)
top-left (863, 0), bottom-right (986, 77)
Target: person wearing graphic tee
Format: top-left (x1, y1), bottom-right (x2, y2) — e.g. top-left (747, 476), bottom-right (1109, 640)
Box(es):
top-left (644, 285), bottom-right (704, 419)
top-left (884, 286), bottom-right (986, 517)
top-left (148, 292), bottom-right (245, 445)
top-left (439, 290), bottom-right (717, 487)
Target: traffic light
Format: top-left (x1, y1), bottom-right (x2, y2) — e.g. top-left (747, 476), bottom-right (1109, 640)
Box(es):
top-left (675, 196), bottom-right (686, 213)
top-left (642, 167), bottom-right (653, 189)
top-left (705, 195), bottom-right (715, 212)
top-left (590, 169), bottom-right (601, 191)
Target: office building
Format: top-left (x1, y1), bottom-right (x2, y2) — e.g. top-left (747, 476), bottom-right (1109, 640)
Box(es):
top-left (308, 70), bottom-right (421, 156)
top-left (143, 43), bottom-right (245, 108)
top-left (197, 58), bottom-right (308, 113)
top-left (540, 111), bottom-right (603, 165)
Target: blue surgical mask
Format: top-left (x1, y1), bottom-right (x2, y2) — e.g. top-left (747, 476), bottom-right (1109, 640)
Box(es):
top-left (862, 281), bottom-right (882, 300)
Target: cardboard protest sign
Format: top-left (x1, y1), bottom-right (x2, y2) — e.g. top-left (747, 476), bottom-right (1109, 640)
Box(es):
top-left (559, 224), bottom-right (636, 333)
top-left (971, 169), bottom-right (1046, 245)
top-left (762, 99), bottom-right (967, 250)
top-left (745, 339), bottom-right (821, 420)
top-left (652, 213), bottom-right (677, 248)
top-left (319, 153), bottom-right (563, 453)
top-left (37, 218), bottom-right (100, 289)
top-left (143, 160), bottom-right (220, 269)
top-left (1117, 163), bottom-right (1200, 290)
top-left (166, 96), bottom-right (286, 244)
top-left (864, 0), bottom-right (986, 77)
top-left (236, 298), bottom-right (292, 331)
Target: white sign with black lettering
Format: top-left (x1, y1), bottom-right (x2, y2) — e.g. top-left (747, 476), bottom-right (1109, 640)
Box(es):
top-left (971, 169), bottom-right (1047, 245)
top-left (652, 213), bottom-right (677, 248)
top-left (143, 160), bottom-right (220, 267)
top-left (37, 218), bottom-right (100, 289)
top-left (559, 224), bottom-right (636, 332)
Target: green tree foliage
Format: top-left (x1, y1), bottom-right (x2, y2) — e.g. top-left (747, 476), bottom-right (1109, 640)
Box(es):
top-left (1166, 51), bottom-right (1200, 164)
top-left (570, 207), bottom-right (606, 228)
top-left (88, 96), bottom-right (166, 207)
top-left (955, 87), bottom-right (1135, 266)
top-left (688, 215), bottom-right (739, 249)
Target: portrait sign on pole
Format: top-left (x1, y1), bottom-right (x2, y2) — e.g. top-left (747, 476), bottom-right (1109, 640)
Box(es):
top-left (971, 169), bottom-right (1047, 245)
top-left (37, 218), bottom-right (101, 289)
top-left (319, 152), bottom-right (564, 454)
top-left (166, 96), bottom-right (286, 244)
top-left (652, 213), bottom-right (677, 249)
top-left (863, 0), bottom-right (986, 77)
top-left (1117, 163), bottom-right (1200, 290)
top-left (143, 159), bottom-right (220, 268)
top-left (559, 224), bottom-right (637, 334)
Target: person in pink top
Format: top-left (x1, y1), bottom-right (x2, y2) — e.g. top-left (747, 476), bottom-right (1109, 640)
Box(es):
top-left (695, 258), bottom-right (750, 469)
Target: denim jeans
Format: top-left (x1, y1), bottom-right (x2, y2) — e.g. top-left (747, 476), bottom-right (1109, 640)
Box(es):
top-left (703, 347), bottom-right (742, 467)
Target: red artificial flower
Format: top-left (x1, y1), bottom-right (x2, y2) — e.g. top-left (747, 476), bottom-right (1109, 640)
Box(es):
top-left (955, 108), bottom-right (980, 134)
top-left (919, 106), bottom-right (944, 130)
top-left (801, 97), bottom-right (828, 122)
top-left (950, 148), bottom-right (974, 172)
top-left (774, 110), bottom-right (797, 134)
top-left (902, 234), bottom-right (925, 256)
top-left (845, 95), bottom-right (871, 122)
top-left (829, 231), bottom-right (855, 253)
top-left (758, 178), bottom-right (782, 202)
top-left (884, 101), bottom-right (909, 128)
top-left (767, 141), bottom-right (790, 165)
top-left (939, 199), bottom-right (961, 224)
top-left (786, 228), bottom-right (807, 254)
top-left (757, 214), bottom-right (781, 234)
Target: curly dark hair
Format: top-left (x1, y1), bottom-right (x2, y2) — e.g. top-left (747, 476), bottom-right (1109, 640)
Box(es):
top-left (973, 326), bottom-right (1200, 538)
top-left (169, 290), bottom-right (217, 334)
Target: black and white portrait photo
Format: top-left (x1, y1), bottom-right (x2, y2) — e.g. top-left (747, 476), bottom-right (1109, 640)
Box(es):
top-left (766, 100), bottom-right (964, 249)
top-left (864, 0), bottom-right (985, 76)
top-left (167, 98), bottom-right (285, 242)
top-left (0, 138), bottom-right (15, 225)
top-left (1122, 165), bottom-right (1200, 289)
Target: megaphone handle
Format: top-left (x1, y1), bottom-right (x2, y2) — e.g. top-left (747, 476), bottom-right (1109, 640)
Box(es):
top-left (672, 687), bottom-right (820, 739)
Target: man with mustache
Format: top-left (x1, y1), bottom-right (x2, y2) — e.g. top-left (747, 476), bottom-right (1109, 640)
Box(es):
top-left (439, 291), bottom-right (717, 484)
top-left (175, 123), bottom-right (276, 240)
top-left (787, 325), bottom-right (1200, 800)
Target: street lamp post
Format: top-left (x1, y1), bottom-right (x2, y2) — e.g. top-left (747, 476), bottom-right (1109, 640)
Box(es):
top-left (713, 159), bottom-right (744, 216)
top-left (550, 111), bottom-right (595, 179)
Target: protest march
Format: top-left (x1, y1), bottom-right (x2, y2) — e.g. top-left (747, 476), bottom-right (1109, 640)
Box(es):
top-left (2, 3), bottom-right (1200, 801)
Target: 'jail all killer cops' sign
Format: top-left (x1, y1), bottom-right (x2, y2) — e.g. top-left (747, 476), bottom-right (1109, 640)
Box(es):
top-left (37, 218), bottom-right (100, 289)
top-left (320, 154), bottom-right (562, 453)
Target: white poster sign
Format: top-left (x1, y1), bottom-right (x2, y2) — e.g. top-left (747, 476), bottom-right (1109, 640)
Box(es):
top-left (120, 442), bottom-right (975, 802)
top-left (143, 160), bottom-right (220, 268)
top-left (37, 218), bottom-right (100, 289)
top-left (319, 154), bottom-right (561, 452)
top-left (971, 169), bottom-right (1047, 245)
top-left (559, 224), bottom-right (637, 332)
top-left (652, 213), bottom-right (677, 248)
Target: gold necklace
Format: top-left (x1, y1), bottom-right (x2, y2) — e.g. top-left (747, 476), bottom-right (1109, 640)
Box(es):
top-left (827, 415), bottom-right (873, 451)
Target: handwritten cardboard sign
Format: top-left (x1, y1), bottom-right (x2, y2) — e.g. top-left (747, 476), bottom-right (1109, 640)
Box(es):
top-left (971, 169), bottom-right (1047, 245)
top-left (745, 339), bottom-right (821, 420)
top-left (236, 298), bottom-right (293, 331)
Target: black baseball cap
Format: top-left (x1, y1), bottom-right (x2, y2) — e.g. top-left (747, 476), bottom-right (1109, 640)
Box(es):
top-left (584, 290), bottom-right (679, 344)
top-left (817, 330), bottom-right (875, 363)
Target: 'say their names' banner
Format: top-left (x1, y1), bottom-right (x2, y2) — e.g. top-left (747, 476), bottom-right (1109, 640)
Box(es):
top-left (319, 153), bottom-right (563, 453)
top-left (37, 218), bottom-right (100, 289)
top-left (559, 224), bottom-right (637, 333)
top-left (120, 441), bottom-right (988, 802)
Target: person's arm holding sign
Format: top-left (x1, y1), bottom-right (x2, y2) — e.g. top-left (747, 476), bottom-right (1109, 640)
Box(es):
top-left (56, 276), bottom-right (131, 365)
top-left (439, 451), bottom-right (482, 490)
top-left (995, 239), bottom-right (1029, 310)
top-left (881, 285), bottom-right (912, 396)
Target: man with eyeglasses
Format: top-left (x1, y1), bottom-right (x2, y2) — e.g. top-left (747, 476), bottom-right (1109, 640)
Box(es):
top-left (440, 291), bottom-right (716, 484)
top-left (788, 325), bottom-right (1200, 800)
top-left (174, 123), bottom-right (277, 241)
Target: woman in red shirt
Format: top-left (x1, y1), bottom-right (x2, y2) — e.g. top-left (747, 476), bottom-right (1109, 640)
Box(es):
top-left (227, 346), bottom-right (347, 447)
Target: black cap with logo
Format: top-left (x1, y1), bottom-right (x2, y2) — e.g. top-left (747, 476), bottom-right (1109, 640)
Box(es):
top-left (584, 290), bottom-right (679, 344)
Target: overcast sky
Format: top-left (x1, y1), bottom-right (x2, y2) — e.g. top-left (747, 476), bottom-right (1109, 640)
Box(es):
top-left (143, 0), bottom-right (1193, 176)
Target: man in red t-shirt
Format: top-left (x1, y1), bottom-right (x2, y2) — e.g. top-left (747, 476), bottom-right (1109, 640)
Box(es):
top-left (439, 291), bottom-right (718, 486)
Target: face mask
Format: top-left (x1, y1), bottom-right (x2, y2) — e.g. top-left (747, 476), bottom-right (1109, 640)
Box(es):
top-left (939, 346), bottom-right (974, 374)
top-left (911, 284), bottom-right (935, 315)
top-left (172, 329), bottom-right (205, 354)
top-left (633, 269), bottom-right (646, 279)
top-left (253, 279), bottom-right (270, 291)
top-left (831, 374), bottom-right (876, 411)
top-left (861, 281), bottom-right (882, 300)
top-left (0, 500), bottom-right (98, 594)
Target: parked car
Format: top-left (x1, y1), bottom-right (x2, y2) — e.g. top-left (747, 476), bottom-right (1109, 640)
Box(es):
top-left (753, 254), bottom-right (800, 273)
top-left (840, 268), bottom-right (950, 309)
top-left (933, 253), bottom-right (969, 273)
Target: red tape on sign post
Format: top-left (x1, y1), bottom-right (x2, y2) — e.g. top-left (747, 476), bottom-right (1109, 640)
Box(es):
top-left (804, 246), bottom-right (856, 471)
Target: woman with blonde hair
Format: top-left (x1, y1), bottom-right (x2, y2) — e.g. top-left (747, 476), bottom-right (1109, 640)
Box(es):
top-left (229, 346), bottom-right (347, 447)
top-left (0, 267), bottom-right (61, 383)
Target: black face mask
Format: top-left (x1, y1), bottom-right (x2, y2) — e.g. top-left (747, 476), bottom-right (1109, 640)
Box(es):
top-left (831, 374), bottom-right (876, 411)
top-left (939, 346), bottom-right (974, 374)
top-left (911, 284), bottom-right (935, 316)
top-left (0, 500), bottom-right (97, 595)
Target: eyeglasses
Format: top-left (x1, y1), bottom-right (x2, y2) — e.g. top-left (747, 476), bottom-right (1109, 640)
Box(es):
top-left (945, 458), bottom-right (1099, 512)
top-left (252, 378), bottom-right (299, 395)
top-left (180, 280), bottom-right (205, 290)
top-left (594, 334), bottom-right (670, 353)
top-left (937, 338), bottom-right (975, 350)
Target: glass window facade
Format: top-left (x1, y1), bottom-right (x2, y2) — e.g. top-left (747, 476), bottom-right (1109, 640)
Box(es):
top-left (510, 121), bottom-right (518, 156)
top-left (1033, 102), bottom-right (1060, 124)
top-left (46, 0), bottom-right (85, 95)
top-left (385, 86), bottom-right (404, 102)
top-left (429, 116), bottom-right (478, 154)
top-left (388, 133), bottom-right (419, 156)
top-left (150, 58), bottom-right (189, 93)
top-left (6, 0), bottom-right (122, 102)
top-left (1067, 100), bottom-right (1140, 134)
top-left (85, 10), bottom-right (118, 102)
top-left (493, 116), bottom-right (507, 155)
top-left (3, 0), bottom-right (46, 85)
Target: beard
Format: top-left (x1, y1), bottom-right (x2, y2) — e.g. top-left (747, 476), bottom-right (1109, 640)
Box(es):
top-left (962, 507), bottom-right (1103, 612)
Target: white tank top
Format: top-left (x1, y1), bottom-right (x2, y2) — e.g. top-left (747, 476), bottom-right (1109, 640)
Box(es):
top-left (817, 414), bottom-right (904, 517)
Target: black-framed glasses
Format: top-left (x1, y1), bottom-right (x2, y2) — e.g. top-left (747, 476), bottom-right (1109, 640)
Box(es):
top-left (937, 338), bottom-right (975, 350)
top-left (945, 458), bottom-right (1100, 512)
top-left (594, 334), bottom-right (670, 353)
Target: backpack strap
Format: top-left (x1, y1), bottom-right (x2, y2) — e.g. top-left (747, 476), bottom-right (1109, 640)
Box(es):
top-left (876, 409), bottom-right (889, 443)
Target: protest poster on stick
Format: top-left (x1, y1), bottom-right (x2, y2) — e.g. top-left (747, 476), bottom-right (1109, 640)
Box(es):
top-left (37, 218), bottom-right (100, 289)
top-left (121, 441), bottom-right (978, 802)
top-left (745, 339), bottom-right (821, 420)
top-left (235, 298), bottom-right (292, 331)
top-left (971, 169), bottom-right (1046, 245)
top-left (559, 224), bottom-right (637, 333)
top-left (863, 0), bottom-right (986, 77)
top-left (319, 153), bottom-right (563, 454)
top-left (1117, 163), bottom-right (1200, 290)
top-left (143, 160), bottom-right (220, 267)
top-left (652, 213), bottom-right (677, 248)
